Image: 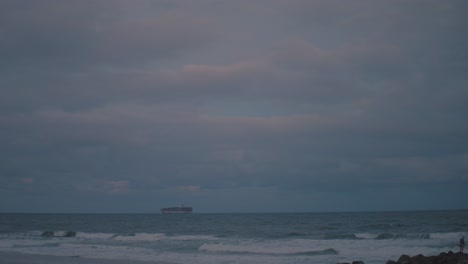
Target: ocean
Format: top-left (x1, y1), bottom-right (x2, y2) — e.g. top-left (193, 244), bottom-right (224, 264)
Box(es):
top-left (0, 210), bottom-right (466, 264)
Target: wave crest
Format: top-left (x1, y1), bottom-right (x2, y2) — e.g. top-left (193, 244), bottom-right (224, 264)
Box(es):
top-left (40, 231), bottom-right (76, 238)
top-left (355, 232), bottom-right (432, 240)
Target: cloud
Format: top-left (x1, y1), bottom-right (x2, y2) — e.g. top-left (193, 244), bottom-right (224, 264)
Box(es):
top-left (21, 178), bottom-right (34, 184)
top-left (103, 180), bottom-right (130, 194)
top-left (0, 0), bottom-right (467, 212)
top-left (0, 1), bottom-right (216, 70)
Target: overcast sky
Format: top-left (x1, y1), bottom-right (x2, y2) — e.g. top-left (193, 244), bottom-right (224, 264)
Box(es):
top-left (1, 0), bottom-right (467, 213)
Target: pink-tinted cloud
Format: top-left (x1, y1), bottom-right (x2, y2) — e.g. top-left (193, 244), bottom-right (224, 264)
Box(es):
top-left (21, 178), bottom-right (34, 184)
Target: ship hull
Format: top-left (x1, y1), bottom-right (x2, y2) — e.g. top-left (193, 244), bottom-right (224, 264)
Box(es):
top-left (160, 211), bottom-right (192, 214)
top-left (160, 206), bottom-right (193, 214)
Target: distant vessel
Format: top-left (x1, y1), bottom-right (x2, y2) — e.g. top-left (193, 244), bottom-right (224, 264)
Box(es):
top-left (160, 205), bottom-right (193, 214)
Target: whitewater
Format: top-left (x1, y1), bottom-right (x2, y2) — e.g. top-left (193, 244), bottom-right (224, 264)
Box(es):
top-left (0, 211), bottom-right (466, 264)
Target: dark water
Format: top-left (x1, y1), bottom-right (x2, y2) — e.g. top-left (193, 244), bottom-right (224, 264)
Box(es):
top-left (0, 210), bottom-right (467, 264)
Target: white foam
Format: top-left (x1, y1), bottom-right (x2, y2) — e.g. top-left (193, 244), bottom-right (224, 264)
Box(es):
top-left (430, 232), bottom-right (466, 240)
top-left (76, 232), bottom-right (115, 240)
top-left (199, 236), bottom-right (458, 264)
top-left (199, 239), bottom-right (335, 255)
top-left (0, 239), bottom-right (32, 249)
top-left (112, 233), bottom-right (219, 242)
top-left (355, 233), bottom-right (378, 239)
top-left (112, 233), bottom-right (167, 241)
top-left (158, 251), bottom-right (303, 264)
top-left (0, 239), bottom-right (60, 250)
top-left (0, 231), bottom-right (464, 264)
top-left (58, 243), bottom-right (157, 260)
top-left (355, 232), bottom-right (459, 240)
top-left (167, 235), bottom-right (219, 241)
top-left (29, 231), bottom-right (44, 237)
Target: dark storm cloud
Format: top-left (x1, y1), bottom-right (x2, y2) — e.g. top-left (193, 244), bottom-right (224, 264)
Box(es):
top-left (0, 0), bottom-right (467, 213)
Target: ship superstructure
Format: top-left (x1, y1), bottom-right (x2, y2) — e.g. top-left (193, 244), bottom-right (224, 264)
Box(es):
top-left (160, 205), bottom-right (193, 214)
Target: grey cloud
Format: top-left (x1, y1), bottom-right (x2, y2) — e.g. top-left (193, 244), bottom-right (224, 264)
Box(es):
top-left (0, 0), bottom-right (467, 213)
top-left (0, 0), bottom-right (215, 70)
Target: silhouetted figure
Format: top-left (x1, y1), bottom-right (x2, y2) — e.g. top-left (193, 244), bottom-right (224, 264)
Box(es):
top-left (460, 236), bottom-right (465, 253)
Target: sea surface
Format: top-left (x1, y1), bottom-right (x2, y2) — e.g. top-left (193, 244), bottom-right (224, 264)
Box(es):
top-left (0, 210), bottom-right (466, 264)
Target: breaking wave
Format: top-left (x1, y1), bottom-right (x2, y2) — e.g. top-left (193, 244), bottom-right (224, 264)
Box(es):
top-left (198, 243), bottom-right (338, 256)
top-left (355, 232), bottom-right (432, 240)
top-left (40, 231), bottom-right (76, 237)
top-left (111, 233), bottom-right (219, 241)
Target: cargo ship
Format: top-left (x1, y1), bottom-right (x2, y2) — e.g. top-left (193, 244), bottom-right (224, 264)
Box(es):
top-left (160, 205), bottom-right (193, 214)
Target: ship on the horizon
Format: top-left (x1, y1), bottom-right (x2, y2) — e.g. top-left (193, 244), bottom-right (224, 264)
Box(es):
top-left (160, 205), bottom-right (193, 214)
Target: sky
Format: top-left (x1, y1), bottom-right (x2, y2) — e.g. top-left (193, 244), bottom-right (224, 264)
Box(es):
top-left (0, 0), bottom-right (467, 213)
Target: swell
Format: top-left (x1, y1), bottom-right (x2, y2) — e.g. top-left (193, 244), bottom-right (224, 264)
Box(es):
top-left (198, 243), bottom-right (338, 256)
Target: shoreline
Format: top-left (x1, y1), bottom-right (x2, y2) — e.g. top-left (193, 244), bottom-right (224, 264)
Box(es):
top-left (0, 252), bottom-right (176, 264)
top-left (385, 251), bottom-right (468, 264)
top-left (2, 251), bottom-right (467, 264)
